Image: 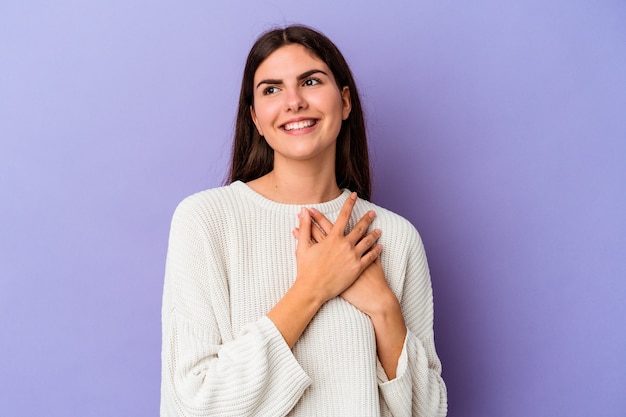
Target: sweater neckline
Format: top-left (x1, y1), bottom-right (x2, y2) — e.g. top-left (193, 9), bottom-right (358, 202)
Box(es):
top-left (230, 180), bottom-right (352, 215)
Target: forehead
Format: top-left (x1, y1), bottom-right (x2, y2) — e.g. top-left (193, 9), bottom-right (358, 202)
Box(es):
top-left (253, 44), bottom-right (332, 81)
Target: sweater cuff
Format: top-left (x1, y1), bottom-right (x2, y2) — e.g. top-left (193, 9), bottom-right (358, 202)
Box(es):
top-left (258, 315), bottom-right (312, 392)
top-left (377, 330), bottom-right (408, 384)
top-left (377, 330), bottom-right (412, 417)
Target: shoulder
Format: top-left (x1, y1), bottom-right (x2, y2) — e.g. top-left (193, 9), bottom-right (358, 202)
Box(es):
top-left (170, 183), bottom-right (248, 230)
top-left (175, 184), bottom-right (236, 212)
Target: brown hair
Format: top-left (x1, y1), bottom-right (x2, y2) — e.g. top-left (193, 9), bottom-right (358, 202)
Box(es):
top-left (227, 25), bottom-right (371, 200)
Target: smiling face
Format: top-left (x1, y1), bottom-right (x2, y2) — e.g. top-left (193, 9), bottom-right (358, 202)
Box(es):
top-left (250, 44), bottom-right (351, 169)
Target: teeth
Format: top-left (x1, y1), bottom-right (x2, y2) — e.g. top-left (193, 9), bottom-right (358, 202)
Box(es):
top-left (284, 120), bottom-right (315, 131)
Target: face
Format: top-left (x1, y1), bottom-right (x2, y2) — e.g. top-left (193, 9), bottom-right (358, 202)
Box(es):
top-left (250, 44), bottom-right (351, 168)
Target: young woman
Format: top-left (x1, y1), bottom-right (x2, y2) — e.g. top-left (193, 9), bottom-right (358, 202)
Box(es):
top-left (161, 25), bottom-right (447, 416)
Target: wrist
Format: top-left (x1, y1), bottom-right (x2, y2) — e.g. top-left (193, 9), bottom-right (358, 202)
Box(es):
top-left (368, 290), bottom-right (401, 319)
top-left (291, 277), bottom-right (328, 309)
top-left (267, 279), bottom-right (327, 349)
top-left (369, 293), bottom-right (406, 380)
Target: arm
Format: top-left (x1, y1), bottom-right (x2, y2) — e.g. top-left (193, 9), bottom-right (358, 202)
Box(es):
top-left (377, 228), bottom-right (448, 417)
top-left (303, 208), bottom-right (448, 416)
top-left (161, 202), bottom-right (310, 417)
top-left (161, 194), bottom-right (381, 416)
top-left (302, 207), bottom-right (406, 379)
top-left (341, 259), bottom-right (407, 379)
top-left (267, 192), bottom-right (381, 348)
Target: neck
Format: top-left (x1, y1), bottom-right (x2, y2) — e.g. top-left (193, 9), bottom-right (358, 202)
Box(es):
top-left (247, 161), bottom-right (341, 205)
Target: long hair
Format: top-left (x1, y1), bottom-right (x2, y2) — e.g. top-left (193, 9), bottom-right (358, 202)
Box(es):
top-left (227, 25), bottom-right (371, 200)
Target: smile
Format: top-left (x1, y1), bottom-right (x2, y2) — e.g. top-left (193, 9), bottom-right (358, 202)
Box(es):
top-left (282, 119), bottom-right (317, 131)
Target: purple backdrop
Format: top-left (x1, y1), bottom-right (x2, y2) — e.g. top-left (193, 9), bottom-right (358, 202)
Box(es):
top-left (1, 1), bottom-right (625, 416)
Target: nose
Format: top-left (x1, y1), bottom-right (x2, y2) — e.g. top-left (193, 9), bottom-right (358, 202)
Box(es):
top-left (284, 87), bottom-right (307, 112)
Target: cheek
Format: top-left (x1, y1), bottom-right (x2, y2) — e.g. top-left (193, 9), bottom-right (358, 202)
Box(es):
top-left (327, 96), bottom-right (347, 126)
top-left (253, 102), bottom-right (279, 126)
top-left (253, 108), bottom-right (280, 139)
top-left (311, 93), bottom-right (344, 118)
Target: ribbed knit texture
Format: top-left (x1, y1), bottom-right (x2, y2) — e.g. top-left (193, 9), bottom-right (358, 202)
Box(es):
top-left (161, 181), bottom-right (447, 416)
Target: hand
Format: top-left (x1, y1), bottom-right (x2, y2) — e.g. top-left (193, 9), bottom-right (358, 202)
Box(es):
top-left (293, 193), bottom-right (381, 304)
top-left (298, 205), bottom-right (407, 380)
top-left (297, 206), bottom-right (394, 317)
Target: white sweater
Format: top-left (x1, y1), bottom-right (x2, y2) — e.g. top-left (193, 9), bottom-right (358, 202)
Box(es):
top-left (161, 181), bottom-right (447, 416)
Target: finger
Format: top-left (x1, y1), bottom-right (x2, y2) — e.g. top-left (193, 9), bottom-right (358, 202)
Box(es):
top-left (293, 226), bottom-right (322, 244)
top-left (332, 192), bottom-right (357, 236)
top-left (355, 228), bottom-right (381, 255)
top-left (307, 209), bottom-right (326, 242)
top-left (347, 210), bottom-right (376, 245)
top-left (296, 207), bottom-right (313, 250)
top-left (360, 244), bottom-right (382, 268)
top-left (307, 208), bottom-right (333, 236)
top-left (310, 221), bottom-right (326, 243)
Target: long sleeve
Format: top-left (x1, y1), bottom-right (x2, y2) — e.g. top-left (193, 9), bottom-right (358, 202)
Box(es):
top-left (161, 183), bottom-right (446, 416)
top-left (377, 226), bottom-right (448, 417)
top-left (160, 199), bottom-right (311, 417)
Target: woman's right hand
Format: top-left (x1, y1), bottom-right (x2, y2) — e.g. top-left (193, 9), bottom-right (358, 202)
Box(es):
top-left (293, 192), bottom-right (382, 304)
top-left (268, 192), bottom-right (381, 349)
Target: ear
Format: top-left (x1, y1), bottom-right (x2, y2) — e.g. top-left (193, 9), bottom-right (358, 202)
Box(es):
top-left (341, 86), bottom-right (352, 120)
top-left (250, 106), bottom-right (263, 136)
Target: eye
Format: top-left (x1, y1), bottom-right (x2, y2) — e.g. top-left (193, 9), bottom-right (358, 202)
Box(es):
top-left (263, 86), bottom-right (280, 95)
top-left (303, 78), bottom-right (321, 87)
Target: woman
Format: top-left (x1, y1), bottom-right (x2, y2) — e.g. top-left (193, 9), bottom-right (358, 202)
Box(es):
top-left (161, 25), bottom-right (447, 416)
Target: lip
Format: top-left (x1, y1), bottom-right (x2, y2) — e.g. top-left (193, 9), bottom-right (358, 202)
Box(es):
top-left (280, 117), bottom-right (319, 133)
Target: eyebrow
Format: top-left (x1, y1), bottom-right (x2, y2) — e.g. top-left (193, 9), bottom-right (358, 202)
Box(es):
top-left (255, 69), bottom-right (329, 90)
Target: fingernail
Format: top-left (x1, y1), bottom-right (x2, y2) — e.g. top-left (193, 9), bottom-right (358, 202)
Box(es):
top-left (368, 210), bottom-right (376, 219)
top-left (350, 192), bottom-right (357, 201)
top-left (309, 207), bottom-right (318, 215)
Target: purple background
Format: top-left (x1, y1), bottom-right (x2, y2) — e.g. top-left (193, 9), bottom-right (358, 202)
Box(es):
top-left (1, 1), bottom-right (625, 416)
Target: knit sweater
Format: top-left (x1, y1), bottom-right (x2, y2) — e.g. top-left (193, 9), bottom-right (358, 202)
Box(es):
top-left (161, 181), bottom-right (447, 416)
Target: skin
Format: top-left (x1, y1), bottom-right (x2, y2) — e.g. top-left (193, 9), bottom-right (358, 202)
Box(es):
top-left (294, 208), bottom-right (407, 380)
top-left (247, 44), bottom-right (406, 379)
top-left (249, 44), bottom-right (350, 203)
